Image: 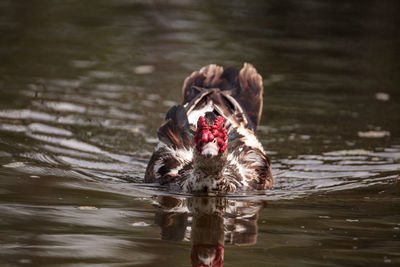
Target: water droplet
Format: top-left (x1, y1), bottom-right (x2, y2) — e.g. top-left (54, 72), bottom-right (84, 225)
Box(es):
top-left (383, 256), bottom-right (391, 263)
top-left (134, 65), bottom-right (154, 74)
top-left (375, 92), bottom-right (390, 101)
top-left (131, 221), bottom-right (150, 227)
top-left (358, 131), bottom-right (390, 138)
top-left (346, 219), bottom-right (359, 222)
top-left (78, 206), bottom-right (98, 210)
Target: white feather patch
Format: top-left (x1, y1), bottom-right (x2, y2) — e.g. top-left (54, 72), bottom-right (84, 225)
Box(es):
top-left (153, 141), bottom-right (193, 178)
top-left (236, 127), bottom-right (264, 152)
top-left (187, 101), bottom-right (214, 125)
top-left (226, 154), bottom-right (248, 187)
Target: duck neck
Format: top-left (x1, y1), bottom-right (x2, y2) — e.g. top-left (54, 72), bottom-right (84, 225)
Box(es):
top-left (193, 150), bottom-right (227, 179)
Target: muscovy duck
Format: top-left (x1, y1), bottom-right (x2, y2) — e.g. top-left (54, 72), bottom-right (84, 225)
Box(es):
top-left (145, 63), bottom-right (273, 193)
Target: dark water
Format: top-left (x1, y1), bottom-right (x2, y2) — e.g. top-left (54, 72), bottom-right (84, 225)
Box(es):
top-left (1, 0), bottom-right (400, 266)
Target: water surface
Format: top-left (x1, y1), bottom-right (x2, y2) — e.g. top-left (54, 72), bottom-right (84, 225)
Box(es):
top-left (0, 0), bottom-right (399, 266)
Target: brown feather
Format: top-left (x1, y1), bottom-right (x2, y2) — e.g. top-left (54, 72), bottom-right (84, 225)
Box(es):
top-left (181, 64), bottom-right (224, 104)
top-left (182, 63), bottom-right (264, 130)
top-left (237, 63), bottom-right (264, 130)
top-left (157, 120), bottom-right (184, 149)
top-left (144, 151), bottom-right (162, 183)
top-left (157, 105), bottom-right (193, 149)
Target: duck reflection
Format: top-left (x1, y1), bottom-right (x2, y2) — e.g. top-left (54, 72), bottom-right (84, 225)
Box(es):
top-left (153, 195), bottom-right (266, 267)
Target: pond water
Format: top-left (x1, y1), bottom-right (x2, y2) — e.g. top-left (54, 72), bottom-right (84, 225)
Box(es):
top-left (1, 0), bottom-right (399, 266)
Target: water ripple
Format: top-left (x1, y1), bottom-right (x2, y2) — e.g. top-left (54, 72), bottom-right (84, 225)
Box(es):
top-left (28, 123), bottom-right (72, 136)
top-left (27, 133), bottom-right (104, 154)
top-left (0, 109), bottom-right (56, 122)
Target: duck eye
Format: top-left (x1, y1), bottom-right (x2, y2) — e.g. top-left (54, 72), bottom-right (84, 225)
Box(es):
top-left (213, 139), bottom-right (216, 143)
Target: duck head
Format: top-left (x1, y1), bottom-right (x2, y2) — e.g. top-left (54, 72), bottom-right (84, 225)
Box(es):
top-left (192, 113), bottom-right (228, 177)
top-left (194, 114), bottom-right (228, 159)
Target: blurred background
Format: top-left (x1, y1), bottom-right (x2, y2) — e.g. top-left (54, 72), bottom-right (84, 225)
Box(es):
top-left (0, 0), bottom-right (399, 266)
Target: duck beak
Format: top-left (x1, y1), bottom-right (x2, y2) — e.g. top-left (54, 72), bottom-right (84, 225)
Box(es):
top-left (201, 142), bottom-right (219, 158)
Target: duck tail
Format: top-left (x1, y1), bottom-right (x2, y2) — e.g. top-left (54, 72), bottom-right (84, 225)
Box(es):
top-left (181, 63), bottom-right (263, 130)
